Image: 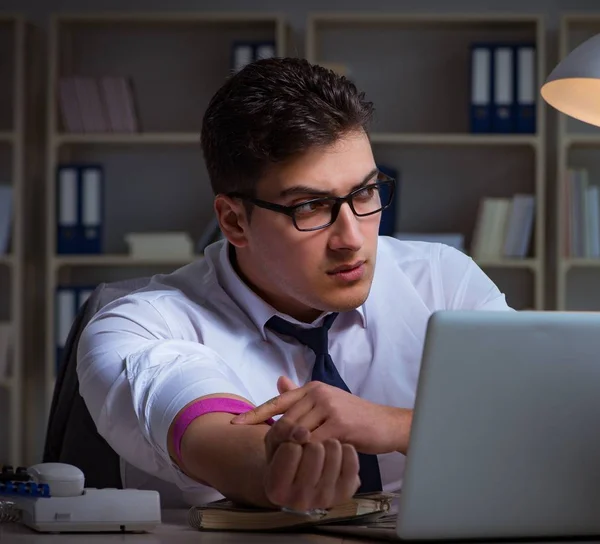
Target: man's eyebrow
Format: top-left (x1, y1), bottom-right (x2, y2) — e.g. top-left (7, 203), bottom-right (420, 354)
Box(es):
top-left (279, 168), bottom-right (379, 199)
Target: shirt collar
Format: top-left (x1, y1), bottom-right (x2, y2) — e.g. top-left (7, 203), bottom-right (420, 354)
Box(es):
top-left (213, 240), bottom-right (367, 340)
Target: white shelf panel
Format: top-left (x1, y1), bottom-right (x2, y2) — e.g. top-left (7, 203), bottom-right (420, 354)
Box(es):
top-left (0, 131), bottom-right (14, 143)
top-left (53, 254), bottom-right (201, 268)
top-left (476, 259), bottom-right (539, 270)
top-left (370, 133), bottom-right (540, 146)
top-left (55, 132), bottom-right (201, 146)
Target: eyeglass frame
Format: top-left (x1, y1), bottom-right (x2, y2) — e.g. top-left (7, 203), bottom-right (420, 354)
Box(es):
top-left (226, 172), bottom-right (396, 232)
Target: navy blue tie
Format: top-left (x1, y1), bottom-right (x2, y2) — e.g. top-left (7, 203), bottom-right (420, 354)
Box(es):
top-left (266, 313), bottom-right (382, 494)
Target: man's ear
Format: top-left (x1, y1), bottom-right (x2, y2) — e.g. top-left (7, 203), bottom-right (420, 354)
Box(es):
top-left (214, 195), bottom-right (249, 248)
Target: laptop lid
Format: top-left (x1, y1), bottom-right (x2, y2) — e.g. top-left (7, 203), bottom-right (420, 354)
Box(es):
top-left (397, 310), bottom-right (600, 540)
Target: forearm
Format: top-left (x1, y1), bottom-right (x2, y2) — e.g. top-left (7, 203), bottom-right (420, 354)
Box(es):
top-left (173, 412), bottom-right (274, 507)
top-left (385, 406), bottom-right (413, 455)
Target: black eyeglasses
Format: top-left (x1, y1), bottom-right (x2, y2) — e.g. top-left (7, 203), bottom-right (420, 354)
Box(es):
top-left (228, 172), bottom-right (396, 232)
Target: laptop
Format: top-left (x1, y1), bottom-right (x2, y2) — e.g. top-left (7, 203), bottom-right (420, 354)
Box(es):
top-left (319, 310), bottom-right (600, 541)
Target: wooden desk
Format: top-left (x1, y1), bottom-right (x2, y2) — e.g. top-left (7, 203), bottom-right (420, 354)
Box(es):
top-left (0, 509), bottom-right (388, 543)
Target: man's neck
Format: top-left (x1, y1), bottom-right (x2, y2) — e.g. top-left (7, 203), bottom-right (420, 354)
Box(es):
top-left (226, 244), bottom-right (322, 323)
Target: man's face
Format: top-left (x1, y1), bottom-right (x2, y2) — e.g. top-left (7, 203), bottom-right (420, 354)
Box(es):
top-left (237, 130), bottom-right (382, 322)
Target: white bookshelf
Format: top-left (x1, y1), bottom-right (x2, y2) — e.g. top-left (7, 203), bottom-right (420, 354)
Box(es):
top-left (307, 13), bottom-right (546, 310)
top-left (0, 15), bottom-right (27, 467)
top-left (44, 13), bottom-right (288, 417)
top-left (556, 14), bottom-right (600, 310)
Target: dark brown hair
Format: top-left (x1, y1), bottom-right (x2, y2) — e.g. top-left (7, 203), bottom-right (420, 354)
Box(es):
top-left (201, 57), bottom-right (374, 197)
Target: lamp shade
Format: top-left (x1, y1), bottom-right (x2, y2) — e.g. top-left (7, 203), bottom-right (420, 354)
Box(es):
top-left (541, 33), bottom-right (600, 127)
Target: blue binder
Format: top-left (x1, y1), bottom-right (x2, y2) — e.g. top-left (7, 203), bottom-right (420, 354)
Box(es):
top-left (56, 164), bottom-right (104, 254)
top-left (55, 286), bottom-right (78, 374)
top-left (469, 43), bottom-right (493, 133)
top-left (491, 44), bottom-right (516, 133)
top-left (79, 165), bottom-right (104, 254)
top-left (377, 165), bottom-right (400, 237)
top-left (231, 40), bottom-right (276, 72)
top-left (514, 43), bottom-right (536, 134)
top-left (55, 285), bottom-right (98, 373)
top-left (56, 165), bottom-right (80, 254)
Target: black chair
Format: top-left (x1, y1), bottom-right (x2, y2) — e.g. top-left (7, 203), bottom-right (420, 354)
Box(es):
top-left (43, 277), bottom-right (152, 488)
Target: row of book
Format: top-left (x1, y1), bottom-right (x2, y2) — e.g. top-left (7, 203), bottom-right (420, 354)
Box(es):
top-left (56, 164), bottom-right (104, 254)
top-left (471, 195), bottom-right (535, 260)
top-left (0, 185), bottom-right (12, 255)
top-left (564, 168), bottom-right (600, 258)
top-left (55, 286), bottom-right (94, 372)
top-left (58, 40), bottom-right (276, 134)
top-left (59, 76), bottom-right (139, 133)
top-left (470, 42), bottom-right (536, 134)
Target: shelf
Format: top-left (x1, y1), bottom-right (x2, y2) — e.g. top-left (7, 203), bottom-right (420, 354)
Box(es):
top-left (55, 12), bottom-right (284, 24)
top-left (53, 254), bottom-right (201, 268)
top-left (562, 13), bottom-right (600, 24)
top-left (0, 131), bottom-right (14, 144)
top-left (561, 259), bottom-right (600, 271)
top-left (565, 134), bottom-right (600, 148)
top-left (55, 132), bottom-right (541, 148)
top-left (55, 132), bottom-right (201, 146)
top-left (475, 259), bottom-right (539, 270)
top-left (370, 133), bottom-right (540, 146)
top-left (310, 13), bottom-right (542, 24)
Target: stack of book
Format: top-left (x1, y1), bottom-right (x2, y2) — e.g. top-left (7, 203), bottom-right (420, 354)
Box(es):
top-left (470, 195), bottom-right (535, 260)
top-left (563, 168), bottom-right (600, 259)
top-left (58, 76), bottom-right (139, 133)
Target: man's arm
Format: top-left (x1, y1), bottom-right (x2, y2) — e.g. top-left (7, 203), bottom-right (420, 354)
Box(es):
top-left (166, 393), bottom-right (273, 507)
top-left (78, 297), bottom-right (359, 510)
top-left (167, 392), bottom-right (361, 510)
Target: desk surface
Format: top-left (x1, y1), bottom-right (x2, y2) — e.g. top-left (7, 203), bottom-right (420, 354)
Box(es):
top-left (0, 509), bottom-right (389, 543)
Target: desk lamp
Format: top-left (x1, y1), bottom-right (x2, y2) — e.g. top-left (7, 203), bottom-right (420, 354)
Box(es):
top-left (541, 33), bottom-right (600, 125)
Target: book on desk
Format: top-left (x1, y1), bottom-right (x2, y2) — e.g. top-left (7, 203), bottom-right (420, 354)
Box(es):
top-left (186, 492), bottom-right (396, 532)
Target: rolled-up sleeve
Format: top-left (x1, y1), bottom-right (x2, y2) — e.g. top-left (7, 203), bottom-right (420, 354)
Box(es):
top-left (76, 295), bottom-right (251, 489)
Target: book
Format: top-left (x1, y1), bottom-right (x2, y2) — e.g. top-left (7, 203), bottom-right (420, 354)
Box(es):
top-left (187, 492), bottom-right (396, 532)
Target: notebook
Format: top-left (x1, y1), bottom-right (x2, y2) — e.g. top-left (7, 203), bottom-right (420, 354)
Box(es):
top-left (187, 492), bottom-right (396, 532)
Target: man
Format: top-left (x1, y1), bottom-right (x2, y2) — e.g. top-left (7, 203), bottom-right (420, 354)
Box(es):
top-left (77, 57), bottom-right (511, 511)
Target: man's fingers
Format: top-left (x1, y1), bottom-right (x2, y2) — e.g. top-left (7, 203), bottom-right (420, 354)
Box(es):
top-left (231, 388), bottom-right (306, 424)
top-left (264, 442), bottom-right (302, 507)
top-left (277, 375), bottom-right (299, 394)
top-left (308, 419), bottom-right (337, 444)
top-left (296, 409), bottom-right (329, 436)
top-left (265, 420), bottom-right (310, 461)
top-left (336, 444), bottom-right (361, 504)
top-left (314, 439), bottom-right (343, 508)
top-left (277, 396), bottom-right (316, 427)
top-left (293, 442), bottom-right (325, 490)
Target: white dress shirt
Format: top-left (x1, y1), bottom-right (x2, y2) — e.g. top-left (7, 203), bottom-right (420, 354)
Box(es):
top-left (77, 237), bottom-right (511, 507)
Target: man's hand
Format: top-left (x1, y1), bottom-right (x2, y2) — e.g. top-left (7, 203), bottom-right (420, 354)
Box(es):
top-left (263, 419), bottom-right (361, 511)
top-left (232, 376), bottom-right (413, 455)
